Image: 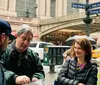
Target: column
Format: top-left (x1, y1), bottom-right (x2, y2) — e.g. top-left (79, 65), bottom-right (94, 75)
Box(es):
top-left (0, 0), bottom-right (17, 16)
top-left (56, 0), bottom-right (63, 17)
top-left (36, 0), bottom-right (39, 17)
top-left (8, 0), bottom-right (16, 12)
top-left (46, 0), bottom-right (50, 17)
top-left (63, 0), bottom-right (67, 16)
top-left (0, 0), bottom-right (8, 10)
top-left (37, 0), bottom-right (46, 18)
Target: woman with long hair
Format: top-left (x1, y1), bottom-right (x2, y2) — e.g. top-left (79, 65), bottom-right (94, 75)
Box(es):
top-left (57, 38), bottom-right (98, 85)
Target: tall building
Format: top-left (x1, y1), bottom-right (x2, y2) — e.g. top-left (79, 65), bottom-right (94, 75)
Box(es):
top-left (36, 0), bottom-right (80, 19)
top-left (0, 0), bottom-right (100, 18)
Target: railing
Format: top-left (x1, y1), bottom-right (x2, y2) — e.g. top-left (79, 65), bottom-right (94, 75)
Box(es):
top-left (40, 12), bottom-right (86, 25)
top-left (0, 15), bottom-right (39, 25)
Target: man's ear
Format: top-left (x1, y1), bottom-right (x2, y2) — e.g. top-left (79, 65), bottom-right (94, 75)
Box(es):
top-left (0, 33), bottom-right (5, 44)
top-left (0, 33), bottom-right (6, 42)
top-left (1, 33), bottom-right (6, 38)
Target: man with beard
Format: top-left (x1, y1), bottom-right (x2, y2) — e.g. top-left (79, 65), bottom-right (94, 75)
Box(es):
top-left (1, 24), bottom-right (45, 85)
top-left (0, 19), bottom-right (15, 85)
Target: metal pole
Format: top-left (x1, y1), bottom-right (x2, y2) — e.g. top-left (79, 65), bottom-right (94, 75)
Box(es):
top-left (49, 65), bottom-right (55, 73)
top-left (86, 0), bottom-right (89, 4)
top-left (86, 24), bottom-right (90, 36)
top-left (86, 0), bottom-right (90, 36)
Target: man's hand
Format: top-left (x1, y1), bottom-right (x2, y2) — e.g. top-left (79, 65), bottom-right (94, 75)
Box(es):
top-left (32, 77), bottom-right (38, 82)
top-left (15, 75), bottom-right (30, 85)
top-left (78, 83), bottom-right (85, 85)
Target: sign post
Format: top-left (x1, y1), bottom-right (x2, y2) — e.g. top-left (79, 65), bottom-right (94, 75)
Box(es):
top-left (72, 0), bottom-right (100, 36)
top-left (83, 0), bottom-right (92, 36)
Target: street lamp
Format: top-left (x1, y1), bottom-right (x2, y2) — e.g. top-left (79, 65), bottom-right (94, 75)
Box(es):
top-left (83, 0), bottom-right (93, 36)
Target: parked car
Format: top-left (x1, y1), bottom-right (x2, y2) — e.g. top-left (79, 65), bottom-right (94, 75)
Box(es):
top-left (92, 47), bottom-right (100, 66)
top-left (29, 41), bottom-right (53, 62)
top-left (92, 47), bottom-right (100, 58)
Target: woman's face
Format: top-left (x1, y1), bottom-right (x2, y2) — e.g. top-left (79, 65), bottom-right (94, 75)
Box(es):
top-left (74, 42), bottom-right (85, 59)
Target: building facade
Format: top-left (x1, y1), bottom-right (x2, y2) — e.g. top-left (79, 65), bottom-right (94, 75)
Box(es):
top-left (0, 0), bottom-right (16, 17)
top-left (0, 0), bottom-right (99, 18)
top-left (0, 0), bottom-right (100, 18)
top-left (0, 0), bottom-right (100, 42)
top-left (36, 0), bottom-right (79, 19)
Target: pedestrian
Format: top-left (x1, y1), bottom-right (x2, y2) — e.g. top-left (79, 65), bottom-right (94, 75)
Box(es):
top-left (63, 49), bottom-right (71, 64)
top-left (1, 24), bottom-right (45, 85)
top-left (63, 45), bottom-right (75, 64)
top-left (56, 38), bottom-right (98, 85)
top-left (0, 19), bottom-right (15, 85)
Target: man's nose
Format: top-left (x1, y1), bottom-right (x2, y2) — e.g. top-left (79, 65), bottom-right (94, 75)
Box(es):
top-left (24, 40), bottom-right (29, 45)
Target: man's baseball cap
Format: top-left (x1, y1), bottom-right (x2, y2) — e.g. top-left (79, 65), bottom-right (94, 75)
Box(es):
top-left (0, 19), bottom-right (15, 40)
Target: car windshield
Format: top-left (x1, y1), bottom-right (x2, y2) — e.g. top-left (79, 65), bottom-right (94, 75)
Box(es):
top-left (29, 43), bottom-right (37, 47)
top-left (39, 43), bottom-right (52, 48)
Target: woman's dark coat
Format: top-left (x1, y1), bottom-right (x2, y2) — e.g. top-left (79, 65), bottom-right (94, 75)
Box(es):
top-left (57, 59), bottom-right (98, 85)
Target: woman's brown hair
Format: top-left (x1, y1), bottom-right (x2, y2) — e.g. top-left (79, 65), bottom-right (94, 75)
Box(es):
top-left (71, 38), bottom-right (92, 62)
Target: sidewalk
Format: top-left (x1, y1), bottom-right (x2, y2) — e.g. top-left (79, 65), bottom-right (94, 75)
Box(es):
top-left (43, 66), bottom-right (100, 85)
top-left (43, 65), bottom-right (61, 85)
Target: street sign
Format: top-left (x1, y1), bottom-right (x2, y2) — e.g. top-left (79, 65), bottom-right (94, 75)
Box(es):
top-left (72, 2), bottom-right (100, 9)
top-left (72, 3), bottom-right (85, 9)
top-left (72, 1), bottom-right (100, 36)
top-left (89, 2), bottom-right (100, 9)
top-left (89, 9), bottom-right (100, 15)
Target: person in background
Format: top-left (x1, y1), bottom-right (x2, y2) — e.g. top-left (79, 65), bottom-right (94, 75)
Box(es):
top-left (57, 38), bottom-right (98, 85)
top-left (0, 19), bottom-right (15, 85)
top-left (63, 49), bottom-right (71, 64)
top-left (1, 24), bottom-right (45, 85)
top-left (63, 46), bottom-right (74, 64)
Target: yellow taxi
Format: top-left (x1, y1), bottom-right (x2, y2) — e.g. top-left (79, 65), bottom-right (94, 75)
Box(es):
top-left (92, 47), bottom-right (100, 58)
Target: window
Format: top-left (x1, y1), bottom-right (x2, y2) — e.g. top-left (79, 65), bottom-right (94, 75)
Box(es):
top-left (50, 0), bottom-right (56, 17)
top-left (39, 43), bottom-right (48, 48)
top-left (29, 43), bottom-right (37, 47)
top-left (16, 0), bottom-right (36, 17)
top-left (67, 0), bottom-right (79, 15)
top-left (39, 43), bottom-right (52, 48)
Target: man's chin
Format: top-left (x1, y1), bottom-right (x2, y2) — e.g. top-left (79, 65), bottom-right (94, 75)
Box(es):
top-left (22, 48), bottom-right (27, 51)
top-left (19, 48), bottom-right (27, 52)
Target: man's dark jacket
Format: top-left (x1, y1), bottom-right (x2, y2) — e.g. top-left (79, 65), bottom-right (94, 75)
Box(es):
top-left (1, 41), bottom-right (45, 85)
top-left (0, 49), bottom-right (6, 85)
top-left (0, 62), bottom-right (6, 85)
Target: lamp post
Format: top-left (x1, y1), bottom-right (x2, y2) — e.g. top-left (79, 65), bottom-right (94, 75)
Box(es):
top-left (83, 0), bottom-right (93, 36)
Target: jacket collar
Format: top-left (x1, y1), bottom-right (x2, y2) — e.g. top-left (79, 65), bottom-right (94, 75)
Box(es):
top-left (74, 57), bottom-right (92, 69)
top-left (0, 48), bottom-right (5, 56)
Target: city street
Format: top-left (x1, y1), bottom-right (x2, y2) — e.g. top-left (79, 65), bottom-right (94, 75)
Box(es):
top-left (43, 65), bottom-right (100, 85)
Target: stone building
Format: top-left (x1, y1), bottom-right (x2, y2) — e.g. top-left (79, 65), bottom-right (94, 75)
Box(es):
top-left (0, 0), bottom-right (99, 41)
